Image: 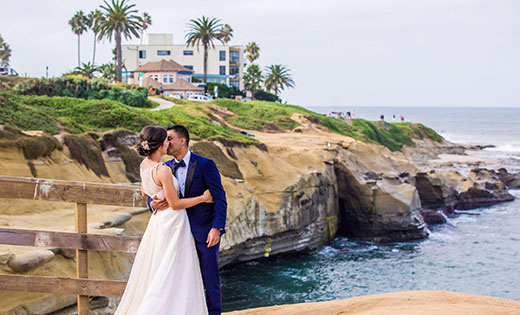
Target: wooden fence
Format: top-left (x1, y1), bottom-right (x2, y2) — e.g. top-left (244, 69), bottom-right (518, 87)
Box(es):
top-left (0, 176), bottom-right (146, 314)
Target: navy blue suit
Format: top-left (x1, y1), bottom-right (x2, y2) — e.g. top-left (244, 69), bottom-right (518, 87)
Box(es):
top-left (148, 152), bottom-right (227, 315)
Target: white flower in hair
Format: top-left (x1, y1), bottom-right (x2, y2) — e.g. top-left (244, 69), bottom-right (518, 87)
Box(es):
top-left (141, 140), bottom-right (150, 151)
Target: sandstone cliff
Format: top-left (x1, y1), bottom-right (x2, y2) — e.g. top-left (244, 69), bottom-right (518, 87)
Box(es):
top-left (0, 119), bottom-right (517, 313)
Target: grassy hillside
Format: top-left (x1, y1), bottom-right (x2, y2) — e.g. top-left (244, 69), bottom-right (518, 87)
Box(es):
top-left (0, 91), bottom-right (443, 151)
top-left (211, 99), bottom-right (443, 151)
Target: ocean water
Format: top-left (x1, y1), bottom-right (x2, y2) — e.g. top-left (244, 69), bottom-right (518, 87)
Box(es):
top-left (220, 106), bottom-right (520, 311)
top-left (222, 193), bottom-right (520, 311)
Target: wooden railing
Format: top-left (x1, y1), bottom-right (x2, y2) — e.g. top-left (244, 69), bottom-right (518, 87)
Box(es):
top-left (0, 176), bottom-right (147, 314)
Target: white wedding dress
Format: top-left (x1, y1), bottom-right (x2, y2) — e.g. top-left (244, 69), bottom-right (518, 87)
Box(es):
top-left (115, 163), bottom-right (208, 315)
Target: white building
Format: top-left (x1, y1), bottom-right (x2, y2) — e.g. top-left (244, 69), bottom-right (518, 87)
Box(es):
top-left (122, 33), bottom-right (246, 89)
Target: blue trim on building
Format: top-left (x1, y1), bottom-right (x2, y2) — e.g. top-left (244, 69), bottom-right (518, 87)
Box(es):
top-left (192, 73), bottom-right (229, 79)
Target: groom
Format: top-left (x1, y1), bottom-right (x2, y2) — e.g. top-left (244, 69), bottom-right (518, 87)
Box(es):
top-left (147, 124), bottom-right (227, 315)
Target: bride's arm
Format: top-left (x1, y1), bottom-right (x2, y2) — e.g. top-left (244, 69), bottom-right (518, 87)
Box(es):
top-left (157, 165), bottom-right (212, 210)
top-left (140, 183), bottom-right (147, 198)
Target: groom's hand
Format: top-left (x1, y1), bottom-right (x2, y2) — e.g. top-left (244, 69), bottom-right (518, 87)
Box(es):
top-left (150, 196), bottom-right (169, 211)
top-left (206, 228), bottom-right (220, 247)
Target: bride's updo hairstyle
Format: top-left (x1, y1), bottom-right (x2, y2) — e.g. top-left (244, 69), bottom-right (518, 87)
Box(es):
top-left (137, 126), bottom-right (167, 157)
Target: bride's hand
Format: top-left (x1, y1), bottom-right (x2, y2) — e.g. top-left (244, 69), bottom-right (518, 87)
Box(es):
top-left (203, 189), bottom-right (213, 203)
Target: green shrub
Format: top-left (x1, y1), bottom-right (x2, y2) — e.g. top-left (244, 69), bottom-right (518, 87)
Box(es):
top-left (207, 82), bottom-right (245, 99)
top-left (14, 77), bottom-right (153, 108)
top-left (254, 90), bottom-right (279, 102)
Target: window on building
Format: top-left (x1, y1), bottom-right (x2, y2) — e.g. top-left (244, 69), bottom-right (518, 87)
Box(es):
top-left (184, 65), bottom-right (194, 70)
top-left (183, 50), bottom-right (194, 56)
top-left (219, 50), bottom-right (226, 61)
top-left (230, 81), bottom-right (239, 88)
top-left (163, 75), bottom-right (168, 84)
top-left (157, 50), bottom-right (171, 56)
top-left (187, 77), bottom-right (191, 83)
top-left (139, 50), bottom-right (146, 59)
top-left (219, 66), bottom-right (226, 75)
top-left (230, 66), bottom-right (240, 76)
top-left (169, 74), bottom-right (174, 83)
top-left (231, 51), bottom-right (240, 63)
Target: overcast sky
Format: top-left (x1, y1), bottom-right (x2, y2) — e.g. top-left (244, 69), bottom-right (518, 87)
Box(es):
top-left (1, 0), bottom-right (519, 107)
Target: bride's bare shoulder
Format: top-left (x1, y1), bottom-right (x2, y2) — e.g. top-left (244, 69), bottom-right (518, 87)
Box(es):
top-left (157, 164), bottom-right (172, 175)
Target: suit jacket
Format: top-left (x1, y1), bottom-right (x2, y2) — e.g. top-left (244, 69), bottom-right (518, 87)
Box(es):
top-left (148, 152), bottom-right (227, 243)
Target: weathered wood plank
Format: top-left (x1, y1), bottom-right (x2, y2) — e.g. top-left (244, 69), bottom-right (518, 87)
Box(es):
top-left (0, 275), bottom-right (126, 296)
top-left (0, 228), bottom-right (141, 253)
top-left (0, 176), bottom-right (146, 207)
top-left (76, 203), bottom-right (89, 315)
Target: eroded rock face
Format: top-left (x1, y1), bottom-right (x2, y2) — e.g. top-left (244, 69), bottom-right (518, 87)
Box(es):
top-left (334, 161), bottom-right (427, 242)
top-left (414, 171), bottom-right (458, 216)
top-left (220, 167), bottom-right (339, 265)
top-left (413, 169), bottom-right (515, 214)
top-left (497, 168), bottom-right (520, 189)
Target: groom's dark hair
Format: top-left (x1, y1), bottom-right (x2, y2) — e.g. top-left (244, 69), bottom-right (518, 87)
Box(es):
top-left (167, 124), bottom-right (190, 147)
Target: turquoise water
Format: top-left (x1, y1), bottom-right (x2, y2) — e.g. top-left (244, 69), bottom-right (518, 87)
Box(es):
top-left (220, 107), bottom-right (520, 311)
top-left (221, 191), bottom-right (520, 311)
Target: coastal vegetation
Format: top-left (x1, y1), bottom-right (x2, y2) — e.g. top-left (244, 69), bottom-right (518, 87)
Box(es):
top-left (0, 91), bottom-right (256, 145)
top-left (0, 79), bottom-right (443, 151)
top-left (211, 98), bottom-right (443, 151)
top-left (13, 77), bottom-right (152, 108)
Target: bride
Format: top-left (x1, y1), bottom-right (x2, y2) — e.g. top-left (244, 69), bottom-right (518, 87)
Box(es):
top-left (115, 125), bottom-right (212, 315)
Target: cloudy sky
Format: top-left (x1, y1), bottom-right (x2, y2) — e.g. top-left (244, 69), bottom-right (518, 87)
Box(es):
top-left (1, 0), bottom-right (519, 107)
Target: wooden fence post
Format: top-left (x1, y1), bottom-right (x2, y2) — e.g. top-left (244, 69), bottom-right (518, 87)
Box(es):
top-left (75, 202), bottom-right (89, 315)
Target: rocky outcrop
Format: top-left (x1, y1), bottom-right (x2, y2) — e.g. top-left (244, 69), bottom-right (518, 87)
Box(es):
top-left (220, 167), bottom-right (338, 265)
top-left (496, 168), bottom-right (520, 189)
top-left (7, 249), bottom-right (55, 273)
top-left (414, 171), bottom-right (458, 217)
top-left (413, 168), bottom-right (515, 222)
top-left (335, 161), bottom-right (427, 242)
top-left (100, 129), bottom-right (141, 182)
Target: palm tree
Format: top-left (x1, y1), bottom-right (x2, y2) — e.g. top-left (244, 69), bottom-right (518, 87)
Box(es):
top-left (0, 34), bottom-right (11, 66)
top-left (264, 65), bottom-right (295, 96)
top-left (219, 24), bottom-right (233, 45)
top-left (87, 9), bottom-right (106, 65)
top-left (99, 0), bottom-right (141, 82)
top-left (138, 12), bottom-right (152, 45)
top-left (185, 16), bottom-right (225, 83)
top-left (100, 63), bottom-right (117, 80)
top-left (245, 42), bottom-right (260, 63)
top-left (69, 10), bottom-right (88, 67)
top-left (74, 62), bottom-right (100, 79)
top-left (243, 64), bottom-right (263, 100)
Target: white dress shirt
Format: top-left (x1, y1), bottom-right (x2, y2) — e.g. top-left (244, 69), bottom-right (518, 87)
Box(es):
top-left (174, 150), bottom-right (191, 196)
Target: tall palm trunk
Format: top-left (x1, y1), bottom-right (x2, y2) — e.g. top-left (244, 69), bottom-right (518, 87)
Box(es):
top-left (77, 35), bottom-right (81, 67)
top-left (92, 34), bottom-right (97, 65)
top-left (116, 32), bottom-right (122, 82)
top-left (203, 44), bottom-right (208, 83)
